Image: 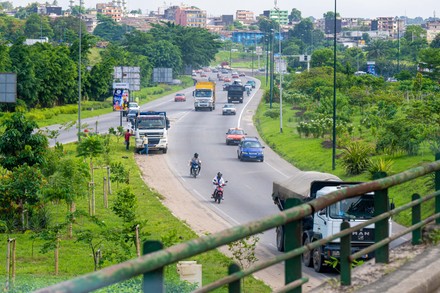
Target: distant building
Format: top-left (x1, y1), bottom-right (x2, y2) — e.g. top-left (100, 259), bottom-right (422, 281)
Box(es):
top-left (263, 9), bottom-right (288, 25)
top-left (96, 3), bottom-right (123, 22)
top-left (236, 10), bottom-right (254, 24)
top-left (175, 6), bottom-right (206, 28)
top-left (426, 20), bottom-right (440, 43)
top-left (325, 18), bottom-right (342, 34)
top-left (371, 17), bottom-right (405, 39)
top-left (24, 37), bottom-right (49, 45)
top-left (164, 6), bottom-right (179, 21)
top-left (222, 15), bottom-right (234, 26)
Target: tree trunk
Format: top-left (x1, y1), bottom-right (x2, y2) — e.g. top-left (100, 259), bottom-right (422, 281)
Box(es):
top-left (68, 202), bottom-right (76, 238)
top-left (54, 238), bottom-right (59, 275)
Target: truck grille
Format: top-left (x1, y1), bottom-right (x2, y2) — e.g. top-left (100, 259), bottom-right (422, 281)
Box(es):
top-left (351, 228), bottom-right (374, 242)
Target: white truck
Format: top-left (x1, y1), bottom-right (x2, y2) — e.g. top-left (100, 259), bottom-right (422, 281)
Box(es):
top-left (133, 111), bottom-right (170, 153)
top-left (272, 171), bottom-right (390, 272)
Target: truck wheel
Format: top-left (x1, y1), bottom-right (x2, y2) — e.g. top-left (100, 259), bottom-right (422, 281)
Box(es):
top-left (162, 148), bottom-right (168, 154)
top-left (313, 246), bottom-right (325, 272)
top-left (302, 237), bottom-right (313, 267)
top-left (276, 226), bottom-right (285, 252)
top-left (210, 107), bottom-right (213, 111)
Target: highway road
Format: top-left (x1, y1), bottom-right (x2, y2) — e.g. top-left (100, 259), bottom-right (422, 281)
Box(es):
top-left (46, 70), bottom-right (409, 286)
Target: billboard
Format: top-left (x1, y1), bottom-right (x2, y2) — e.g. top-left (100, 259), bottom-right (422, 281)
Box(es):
top-left (0, 73), bottom-right (17, 103)
top-left (113, 88), bottom-right (129, 111)
top-left (153, 68), bottom-right (173, 83)
top-left (113, 67), bottom-right (140, 91)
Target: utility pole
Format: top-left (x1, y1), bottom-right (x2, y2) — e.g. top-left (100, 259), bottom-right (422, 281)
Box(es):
top-left (269, 30), bottom-right (275, 109)
top-left (77, 0), bottom-right (83, 142)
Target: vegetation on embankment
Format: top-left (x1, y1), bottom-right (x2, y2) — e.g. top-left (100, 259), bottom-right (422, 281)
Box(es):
top-left (254, 72), bottom-right (439, 227)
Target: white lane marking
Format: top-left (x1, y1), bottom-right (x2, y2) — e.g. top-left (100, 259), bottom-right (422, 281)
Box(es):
top-left (192, 189), bottom-right (240, 226)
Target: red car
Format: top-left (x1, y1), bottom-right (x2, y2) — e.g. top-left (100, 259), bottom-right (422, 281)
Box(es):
top-left (223, 76), bottom-right (232, 82)
top-left (225, 127), bottom-right (247, 145)
top-left (174, 93), bottom-right (186, 102)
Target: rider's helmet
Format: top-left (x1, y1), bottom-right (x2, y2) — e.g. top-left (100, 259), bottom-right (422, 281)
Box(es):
top-left (194, 153), bottom-right (199, 158)
top-left (217, 172), bottom-right (222, 178)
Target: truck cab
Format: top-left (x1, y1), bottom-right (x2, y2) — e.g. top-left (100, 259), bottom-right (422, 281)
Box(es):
top-left (272, 172), bottom-right (392, 273)
top-left (134, 111), bottom-right (170, 153)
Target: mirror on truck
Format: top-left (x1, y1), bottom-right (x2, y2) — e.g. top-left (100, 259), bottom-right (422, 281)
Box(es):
top-left (318, 208), bottom-right (326, 215)
top-left (192, 91), bottom-right (195, 97)
top-left (166, 118), bottom-right (170, 129)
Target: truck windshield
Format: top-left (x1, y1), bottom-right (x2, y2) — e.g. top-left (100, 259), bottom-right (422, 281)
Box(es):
top-left (329, 194), bottom-right (374, 220)
top-left (195, 90), bottom-right (212, 97)
top-left (137, 117), bottom-right (165, 129)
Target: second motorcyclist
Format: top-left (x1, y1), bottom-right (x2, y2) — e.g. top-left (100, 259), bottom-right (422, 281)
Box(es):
top-left (190, 153), bottom-right (202, 175)
top-left (212, 172), bottom-right (226, 198)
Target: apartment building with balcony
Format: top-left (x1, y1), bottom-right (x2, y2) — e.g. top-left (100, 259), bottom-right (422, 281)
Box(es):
top-left (426, 20), bottom-right (440, 43)
top-left (96, 3), bottom-right (123, 22)
top-left (175, 6), bottom-right (206, 28)
top-left (236, 10), bottom-right (254, 24)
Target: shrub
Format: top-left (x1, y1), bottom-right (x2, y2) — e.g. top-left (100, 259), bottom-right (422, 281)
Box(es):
top-left (368, 158), bottom-right (394, 179)
top-left (340, 141), bottom-right (373, 175)
top-left (264, 108), bottom-right (280, 118)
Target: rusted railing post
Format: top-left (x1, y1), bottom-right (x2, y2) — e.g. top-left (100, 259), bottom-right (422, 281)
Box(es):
top-left (284, 198), bottom-right (302, 293)
top-left (228, 263), bottom-right (241, 293)
top-left (435, 153), bottom-right (440, 224)
top-left (373, 172), bottom-right (389, 264)
top-left (412, 194), bottom-right (422, 245)
top-left (340, 221), bottom-right (351, 286)
top-left (143, 241), bottom-right (164, 293)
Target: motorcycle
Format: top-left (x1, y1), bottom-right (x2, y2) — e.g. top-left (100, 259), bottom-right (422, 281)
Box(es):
top-left (213, 181), bottom-right (228, 204)
top-left (190, 161), bottom-right (200, 178)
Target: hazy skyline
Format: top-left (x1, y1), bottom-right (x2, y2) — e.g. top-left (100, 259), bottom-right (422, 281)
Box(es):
top-left (11, 0), bottom-right (440, 19)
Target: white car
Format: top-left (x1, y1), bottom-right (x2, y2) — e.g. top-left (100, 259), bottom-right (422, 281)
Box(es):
top-left (222, 104), bottom-right (237, 115)
top-left (128, 102), bottom-right (140, 111)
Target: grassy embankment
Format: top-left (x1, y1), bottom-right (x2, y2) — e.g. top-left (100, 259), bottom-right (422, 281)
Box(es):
top-left (253, 76), bottom-right (435, 227)
top-left (0, 81), bottom-right (270, 292)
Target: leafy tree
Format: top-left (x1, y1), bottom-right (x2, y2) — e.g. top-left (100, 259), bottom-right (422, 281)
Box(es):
top-left (24, 13), bottom-right (54, 40)
top-left (341, 47), bottom-right (366, 72)
top-left (418, 47), bottom-right (440, 81)
top-left (42, 156), bottom-right (89, 237)
top-left (288, 8), bottom-right (302, 23)
top-left (149, 22), bottom-right (221, 69)
top-left (93, 14), bottom-right (133, 42)
top-left (0, 112), bottom-right (48, 171)
top-left (288, 18), bottom-right (314, 46)
top-left (1, 164), bottom-right (45, 230)
top-left (310, 48), bottom-right (334, 67)
top-left (257, 16), bottom-right (279, 33)
top-left (365, 39), bottom-right (389, 60)
top-left (9, 39), bottom-right (39, 107)
top-left (430, 33), bottom-right (440, 48)
top-left (0, 13), bottom-right (25, 42)
top-left (146, 40), bottom-right (182, 76)
top-left (0, 43), bottom-right (11, 71)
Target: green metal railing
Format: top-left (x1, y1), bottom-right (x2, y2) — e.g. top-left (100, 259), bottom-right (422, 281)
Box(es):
top-left (35, 159), bottom-right (440, 293)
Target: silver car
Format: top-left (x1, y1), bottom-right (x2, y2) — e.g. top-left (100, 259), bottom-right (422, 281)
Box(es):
top-left (222, 104), bottom-right (236, 115)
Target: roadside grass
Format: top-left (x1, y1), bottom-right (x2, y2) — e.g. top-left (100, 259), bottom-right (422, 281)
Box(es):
top-left (254, 76), bottom-right (436, 227)
top-left (213, 50), bottom-right (266, 70)
top-left (0, 136), bottom-right (270, 292)
top-left (29, 76), bottom-right (193, 128)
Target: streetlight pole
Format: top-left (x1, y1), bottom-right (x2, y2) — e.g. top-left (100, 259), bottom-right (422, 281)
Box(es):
top-left (265, 34), bottom-right (269, 88)
top-left (269, 29), bottom-right (275, 110)
top-left (277, 8), bottom-right (283, 133)
top-left (77, 0), bottom-right (82, 142)
top-left (332, 0), bottom-right (337, 170)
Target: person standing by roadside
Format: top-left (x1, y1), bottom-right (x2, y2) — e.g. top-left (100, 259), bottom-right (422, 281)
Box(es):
top-left (124, 129), bottom-right (133, 150)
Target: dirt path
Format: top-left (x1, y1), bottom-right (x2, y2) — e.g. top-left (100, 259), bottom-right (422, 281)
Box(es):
top-left (134, 153), bottom-right (304, 291)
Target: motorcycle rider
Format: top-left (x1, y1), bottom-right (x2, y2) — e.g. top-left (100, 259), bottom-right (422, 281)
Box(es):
top-left (190, 153), bottom-right (202, 175)
top-left (212, 172), bottom-right (226, 198)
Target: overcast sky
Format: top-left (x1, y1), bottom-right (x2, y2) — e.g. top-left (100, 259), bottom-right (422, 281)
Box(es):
top-left (12, 0), bottom-right (440, 19)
